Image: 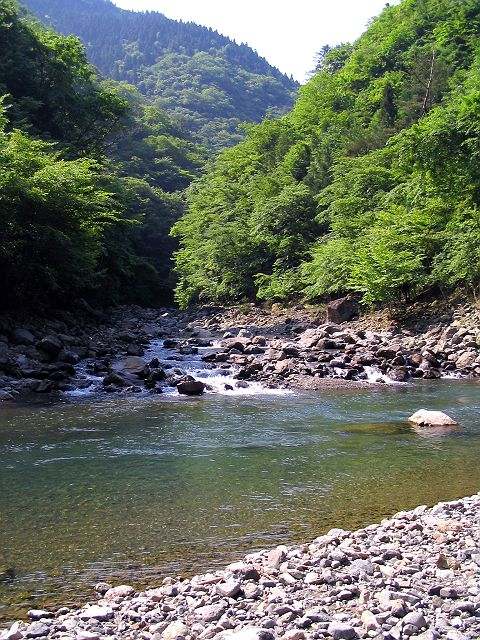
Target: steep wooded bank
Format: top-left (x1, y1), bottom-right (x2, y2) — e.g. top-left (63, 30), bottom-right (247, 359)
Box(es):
top-left (173, 0), bottom-right (480, 308)
top-left (0, 0), bottom-right (204, 312)
top-left (22, 0), bottom-right (298, 150)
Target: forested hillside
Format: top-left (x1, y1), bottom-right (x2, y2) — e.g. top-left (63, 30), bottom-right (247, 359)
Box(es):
top-left (22, 0), bottom-right (298, 150)
top-left (173, 0), bottom-right (480, 307)
top-left (0, 0), bottom-right (203, 312)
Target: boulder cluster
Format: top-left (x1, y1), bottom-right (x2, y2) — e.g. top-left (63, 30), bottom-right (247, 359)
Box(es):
top-left (2, 495), bottom-right (479, 640)
top-left (0, 308), bottom-right (192, 400)
top-left (1, 301), bottom-right (480, 400)
top-left (204, 304), bottom-right (480, 388)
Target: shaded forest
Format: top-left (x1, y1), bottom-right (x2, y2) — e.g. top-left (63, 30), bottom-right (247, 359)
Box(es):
top-left (0, 0), bottom-right (204, 311)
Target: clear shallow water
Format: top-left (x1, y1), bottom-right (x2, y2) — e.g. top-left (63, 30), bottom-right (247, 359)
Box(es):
top-left (1, 380), bottom-right (479, 622)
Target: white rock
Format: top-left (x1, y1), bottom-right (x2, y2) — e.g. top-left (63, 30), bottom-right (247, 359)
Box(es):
top-left (76, 632), bottom-right (100, 640)
top-left (194, 603), bottom-right (226, 622)
top-left (221, 628), bottom-right (274, 640)
top-left (408, 410), bottom-right (458, 426)
top-left (266, 546), bottom-right (287, 569)
top-left (161, 621), bottom-right (189, 640)
top-left (79, 605), bottom-right (114, 621)
top-left (361, 610), bottom-right (379, 631)
top-left (216, 578), bottom-right (241, 598)
top-left (103, 585), bottom-right (135, 600)
top-left (2, 622), bottom-right (24, 640)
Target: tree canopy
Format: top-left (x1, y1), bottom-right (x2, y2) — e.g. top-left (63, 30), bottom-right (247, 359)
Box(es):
top-left (0, 0), bottom-right (203, 311)
top-left (173, 0), bottom-right (480, 308)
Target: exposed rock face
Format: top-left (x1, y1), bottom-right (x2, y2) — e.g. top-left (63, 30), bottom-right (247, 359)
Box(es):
top-left (2, 494), bottom-right (480, 640)
top-left (408, 409), bottom-right (458, 426)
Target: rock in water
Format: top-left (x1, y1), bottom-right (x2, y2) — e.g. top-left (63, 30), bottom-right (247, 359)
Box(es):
top-left (408, 409), bottom-right (458, 426)
top-left (112, 356), bottom-right (146, 377)
top-left (177, 380), bottom-right (206, 396)
top-left (0, 566), bottom-right (15, 582)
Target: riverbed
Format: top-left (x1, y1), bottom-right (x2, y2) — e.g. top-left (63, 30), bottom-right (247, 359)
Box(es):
top-left (1, 379), bottom-right (479, 622)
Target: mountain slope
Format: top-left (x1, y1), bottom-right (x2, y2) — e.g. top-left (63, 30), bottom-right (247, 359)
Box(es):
top-left (172, 0), bottom-right (480, 307)
top-left (0, 0), bottom-right (203, 311)
top-left (21, 0), bottom-right (298, 150)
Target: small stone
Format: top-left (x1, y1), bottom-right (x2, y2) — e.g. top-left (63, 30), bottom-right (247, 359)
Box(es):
top-left (402, 612), bottom-right (426, 630)
top-left (243, 583), bottom-right (261, 599)
top-left (195, 603), bottom-right (226, 622)
top-left (452, 601), bottom-right (476, 614)
top-left (104, 584), bottom-right (135, 600)
top-left (361, 611), bottom-right (379, 632)
top-left (162, 621), bottom-right (189, 640)
top-left (12, 328), bottom-right (35, 345)
top-left (26, 623), bottom-right (50, 639)
top-left (94, 582), bottom-right (111, 594)
top-left (305, 571), bottom-right (320, 584)
top-left (327, 621), bottom-right (358, 640)
top-left (221, 628), bottom-right (274, 640)
top-left (76, 632), bottom-right (100, 640)
top-left (216, 578), bottom-right (241, 598)
top-left (79, 605), bottom-right (114, 621)
top-left (266, 546), bottom-right (287, 569)
top-left (282, 632), bottom-right (305, 640)
top-left (436, 554), bottom-right (450, 569)
top-left (27, 611), bottom-right (53, 621)
top-left (440, 587), bottom-right (458, 599)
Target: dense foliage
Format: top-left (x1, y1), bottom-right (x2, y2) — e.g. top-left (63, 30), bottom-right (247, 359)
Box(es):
top-left (173, 0), bottom-right (480, 307)
top-left (22, 0), bottom-right (298, 150)
top-left (0, 0), bottom-right (203, 311)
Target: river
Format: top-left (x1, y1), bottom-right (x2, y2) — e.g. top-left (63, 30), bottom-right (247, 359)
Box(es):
top-left (1, 378), bottom-right (479, 622)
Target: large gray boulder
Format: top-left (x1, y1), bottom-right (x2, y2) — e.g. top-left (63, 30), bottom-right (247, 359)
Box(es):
top-left (36, 336), bottom-right (62, 358)
top-left (326, 297), bottom-right (358, 324)
top-left (12, 328), bottom-right (35, 346)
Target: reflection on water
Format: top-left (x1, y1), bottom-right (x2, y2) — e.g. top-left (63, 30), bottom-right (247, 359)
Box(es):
top-left (1, 380), bottom-right (479, 622)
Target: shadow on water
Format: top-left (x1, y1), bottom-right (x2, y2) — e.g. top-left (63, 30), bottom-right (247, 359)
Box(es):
top-left (1, 379), bottom-right (480, 622)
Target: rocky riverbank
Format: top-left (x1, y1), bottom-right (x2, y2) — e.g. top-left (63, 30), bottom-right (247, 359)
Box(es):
top-left (2, 494), bottom-right (479, 640)
top-left (1, 298), bottom-right (480, 401)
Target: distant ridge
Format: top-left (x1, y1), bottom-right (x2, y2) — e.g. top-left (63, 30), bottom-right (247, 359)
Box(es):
top-left (22, 0), bottom-right (298, 149)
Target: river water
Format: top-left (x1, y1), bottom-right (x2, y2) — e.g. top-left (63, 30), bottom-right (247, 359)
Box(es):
top-left (1, 377), bottom-right (479, 622)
